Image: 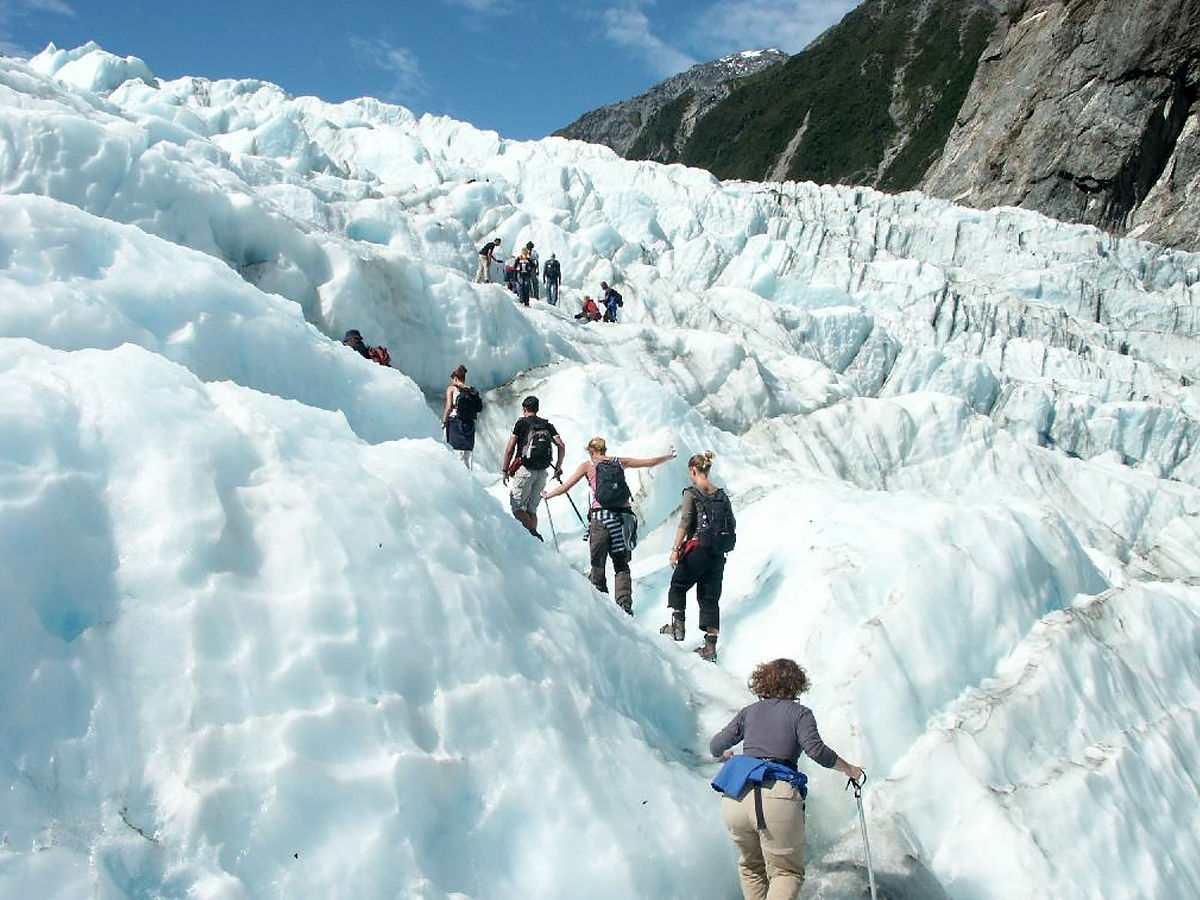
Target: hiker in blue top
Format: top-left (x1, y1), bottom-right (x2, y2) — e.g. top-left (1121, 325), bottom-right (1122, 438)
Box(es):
top-left (711, 658), bottom-right (864, 900)
top-left (600, 281), bottom-right (623, 322)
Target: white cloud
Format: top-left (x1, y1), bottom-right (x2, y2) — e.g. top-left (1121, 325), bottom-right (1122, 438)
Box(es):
top-left (444, 0), bottom-right (513, 13)
top-left (24, 0), bottom-right (75, 15)
top-left (689, 0), bottom-right (859, 56)
top-left (600, 1), bottom-right (697, 78)
top-left (350, 37), bottom-right (426, 102)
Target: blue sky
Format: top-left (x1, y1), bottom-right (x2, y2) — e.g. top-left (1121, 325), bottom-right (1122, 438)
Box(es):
top-left (0, 0), bottom-right (858, 139)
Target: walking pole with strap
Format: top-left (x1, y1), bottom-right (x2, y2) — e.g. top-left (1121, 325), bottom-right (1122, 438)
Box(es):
top-left (847, 773), bottom-right (878, 900)
top-left (545, 496), bottom-right (560, 553)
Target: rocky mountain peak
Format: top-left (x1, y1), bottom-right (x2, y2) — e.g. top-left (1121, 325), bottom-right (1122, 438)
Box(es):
top-left (554, 48), bottom-right (788, 160)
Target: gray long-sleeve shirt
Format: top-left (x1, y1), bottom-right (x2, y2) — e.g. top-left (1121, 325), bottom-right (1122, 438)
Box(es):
top-left (709, 698), bottom-right (839, 769)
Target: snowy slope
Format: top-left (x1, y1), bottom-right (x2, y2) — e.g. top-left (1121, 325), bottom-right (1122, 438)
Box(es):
top-left (1, 43), bottom-right (1199, 899)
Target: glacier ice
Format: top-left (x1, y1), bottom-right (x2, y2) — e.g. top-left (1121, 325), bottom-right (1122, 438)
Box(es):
top-left (1, 43), bottom-right (1199, 899)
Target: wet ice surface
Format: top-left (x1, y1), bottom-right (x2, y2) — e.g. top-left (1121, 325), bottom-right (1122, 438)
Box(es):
top-left (1, 43), bottom-right (1199, 899)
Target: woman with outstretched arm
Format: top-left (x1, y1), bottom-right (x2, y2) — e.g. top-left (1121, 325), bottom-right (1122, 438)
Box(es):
top-left (542, 438), bottom-right (674, 614)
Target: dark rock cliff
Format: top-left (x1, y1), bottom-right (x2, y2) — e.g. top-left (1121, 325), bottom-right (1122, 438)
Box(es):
top-left (922, 0), bottom-right (1200, 251)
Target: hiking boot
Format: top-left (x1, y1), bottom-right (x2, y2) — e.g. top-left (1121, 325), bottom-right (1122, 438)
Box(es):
top-left (659, 614), bottom-right (685, 642)
top-left (530, 529), bottom-right (544, 541)
top-left (695, 635), bottom-right (718, 663)
top-left (616, 597), bottom-right (633, 616)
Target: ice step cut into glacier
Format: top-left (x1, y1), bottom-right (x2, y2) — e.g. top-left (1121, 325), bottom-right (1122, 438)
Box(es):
top-left (1, 42), bottom-right (1198, 899)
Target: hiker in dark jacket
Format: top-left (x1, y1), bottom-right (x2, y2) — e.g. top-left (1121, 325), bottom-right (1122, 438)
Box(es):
top-left (442, 364), bottom-right (481, 470)
top-left (661, 450), bottom-right (734, 661)
top-left (710, 658), bottom-right (863, 900)
top-left (525, 242), bottom-right (541, 299)
top-left (343, 329), bottom-right (371, 358)
top-left (542, 438), bottom-right (674, 614)
top-left (543, 253), bottom-right (561, 305)
top-left (342, 329), bottom-right (390, 366)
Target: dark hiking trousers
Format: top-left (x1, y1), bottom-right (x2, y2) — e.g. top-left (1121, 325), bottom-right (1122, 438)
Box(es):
top-left (589, 519), bottom-right (632, 610)
top-left (668, 546), bottom-right (725, 632)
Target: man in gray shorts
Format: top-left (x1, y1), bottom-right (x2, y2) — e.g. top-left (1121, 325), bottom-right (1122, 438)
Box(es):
top-left (501, 396), bottom-right (565, 540)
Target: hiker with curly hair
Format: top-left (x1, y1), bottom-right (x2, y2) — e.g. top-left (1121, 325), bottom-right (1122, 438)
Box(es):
top-left (710, 658), bottom-right (864, 900)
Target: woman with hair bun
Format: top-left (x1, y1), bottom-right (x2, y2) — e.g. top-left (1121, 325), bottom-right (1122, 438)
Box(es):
top-left (661, 450), bottom-right (735, 661)
top-left (542, 436), bottom-right (674, 614)
top-left (710, 658), bottom-right (864, 900)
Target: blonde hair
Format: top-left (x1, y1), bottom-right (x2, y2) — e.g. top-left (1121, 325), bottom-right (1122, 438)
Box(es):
top-left (688, 451), bottom-right (715, 474)
top-left (587, 437), bottom-right (607, 456)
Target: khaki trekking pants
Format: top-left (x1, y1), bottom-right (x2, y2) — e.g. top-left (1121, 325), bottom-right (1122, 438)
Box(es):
top-left (588, 518), bottom-right (631, 611)
top-left (475, 255), bottom-right (490, 282)
top-left (721, 780), bottom-right (806, 900)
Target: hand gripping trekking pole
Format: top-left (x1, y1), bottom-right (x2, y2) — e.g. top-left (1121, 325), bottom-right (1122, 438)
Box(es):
top-left (847, 773), bottom-right (878, 900)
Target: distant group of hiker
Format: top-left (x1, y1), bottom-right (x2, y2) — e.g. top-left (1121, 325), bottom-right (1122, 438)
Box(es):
top-left (474, 238), bottom-right (622, 322)
top-left (476, 238), bottom-right (561, 307)
top-left (341, 266), bottom-right (866, 900)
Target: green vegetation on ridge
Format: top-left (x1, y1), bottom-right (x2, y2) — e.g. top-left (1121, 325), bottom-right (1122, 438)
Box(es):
top-left (629, 88), bottom-right (697, 162)
top-left (681, 0), bottom-right (999, 189)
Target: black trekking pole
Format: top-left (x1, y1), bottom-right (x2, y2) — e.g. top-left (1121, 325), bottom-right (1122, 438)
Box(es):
top-left (544, 499), bottom-right (560, 553)
top-left (847, 773), bottom-right (878, 900)
top-left (555, 474), bottom-right (586, 527)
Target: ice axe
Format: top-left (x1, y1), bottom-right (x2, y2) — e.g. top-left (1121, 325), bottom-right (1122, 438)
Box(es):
top-left (847, 772), bottom-right (878, 900)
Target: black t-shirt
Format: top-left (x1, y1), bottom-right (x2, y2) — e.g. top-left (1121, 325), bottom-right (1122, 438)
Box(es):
top-left (512, 415), bottom-right (558, 446)
top-left (512, 415), bottom-right (558, 468)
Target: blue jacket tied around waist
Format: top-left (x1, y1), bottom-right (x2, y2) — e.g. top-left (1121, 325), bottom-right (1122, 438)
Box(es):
top-left (712, 755), bottom-right (809, 800)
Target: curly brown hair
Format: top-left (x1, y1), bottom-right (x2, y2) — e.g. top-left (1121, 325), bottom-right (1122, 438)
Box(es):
top-left (748, 658), bottom-right (811, 699)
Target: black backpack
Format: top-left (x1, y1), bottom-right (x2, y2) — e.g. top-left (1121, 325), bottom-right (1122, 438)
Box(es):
top-left (691, 487), bottom-right (735, 553)
top-left (522, 419), bottom-right (554, 470)
top-left (609, 289), bottom-right (623, 307)
top-left (593, 459), bottom-right (631, 509)
top-left (544, 259), bottom-right (560, 281)
top-left (455, 386), bottom-right (483, 420)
